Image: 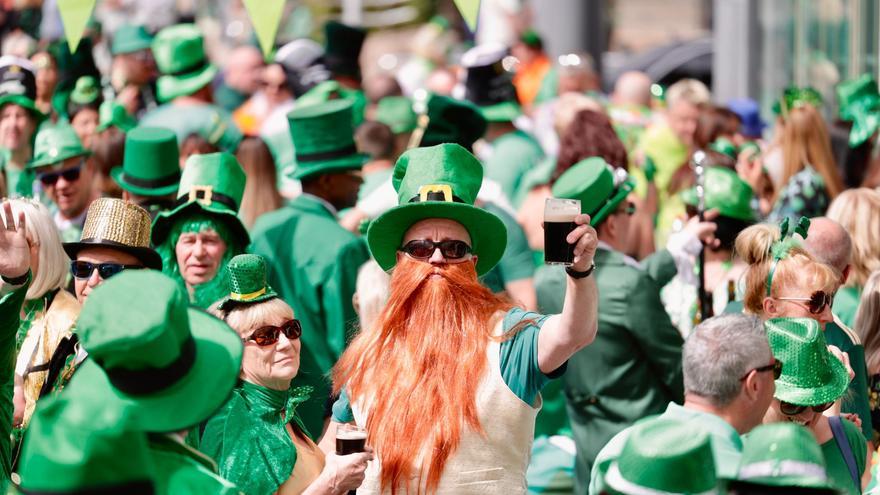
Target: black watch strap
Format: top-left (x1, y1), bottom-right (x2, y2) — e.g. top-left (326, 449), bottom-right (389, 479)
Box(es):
top-left (566, 263), bottom-right (596, 279)
top-left (1, 271), bottom-right (29, 286)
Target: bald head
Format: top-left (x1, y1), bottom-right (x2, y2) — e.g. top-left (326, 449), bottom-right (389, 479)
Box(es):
top-left (612, 71), bottom-right (653, 107)
top-left (804, 217), bottom-right (852, 274)
top-left (225, 45), bottom-right (265, 94)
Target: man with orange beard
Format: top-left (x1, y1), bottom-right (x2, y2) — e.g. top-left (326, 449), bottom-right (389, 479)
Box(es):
top-left (325, 143), bottom-right (599, 494)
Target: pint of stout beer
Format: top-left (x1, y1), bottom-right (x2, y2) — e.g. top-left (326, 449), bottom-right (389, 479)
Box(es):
top-left (544, 198), bottom-right (580, 265)
top-left (336, 424), bottom-right (368, 494)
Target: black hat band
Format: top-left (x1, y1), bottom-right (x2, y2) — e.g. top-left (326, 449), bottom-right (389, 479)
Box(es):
top-left (166, 59), bottom-right (208, 78)
top-left (295, 143), bottom-right (358, 163)
top-left (103, 335), bottom-right (196, 396)
top-left (121, 171), bottom-right (181, 189)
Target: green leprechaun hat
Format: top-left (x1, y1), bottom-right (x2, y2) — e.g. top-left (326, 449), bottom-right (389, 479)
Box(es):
top-left (112, 127), bottom-right (181, 196)
top-left (151, 151), bottom-right (249, 246)
top-left (61, 270), bottom-right (243, 433)
top-left (0, 56), bottom-right (46, 121)
top-left (112, 24), bottom-right (154, 56)
top-left (461, 43), bottom-right (522, 123)
top-left (376, 96), bottom-right (417, 134)
top-left (28, 124), bottom-right (91, 169)
top-left (836, 74), bottom-right (880, 147)
top-left (288, 99), bottom-right (368, 180)
top-left (418, 94), bottom-right (488, 151)
top-left (152, 24), bottom-right (218, 103)
top-left (603, 416), bottom-right (720, 495)
top-left (366, 143), bottom-right (506, 276)
top-left (97, 99), bottom-right (137, 132)
top-left (772, 86), bottom-right (823, 116)
top-left (19, 394), bottom-right (155, 494)
top-left (766, 317), bottom-right (849, 406)
top-left (552, 157), bottom-right (635, 227)
top-left (680, 166), bottom-right (756, 222)
top-left (69, 75), bottom-right (101, 105)
top-left (733, 423), bottom-right (836, 491)
top-left (217, 254), bottom-right (278, 311)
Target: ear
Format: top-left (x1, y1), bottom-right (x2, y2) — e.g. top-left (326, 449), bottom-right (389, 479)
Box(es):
top-left (352, 292), bottom-right (360, 316)
top-left (762, 297), bottom-right (778, 317)
top-left (742, 370), bottom-right (760, 400)
top-left (842, 265), bottom-right (851, 285)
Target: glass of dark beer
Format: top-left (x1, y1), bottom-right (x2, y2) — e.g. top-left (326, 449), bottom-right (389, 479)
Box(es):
top-left (544, 198), bottom-right (580, 265)
top-left (336, 424), bottom-right (368, 494)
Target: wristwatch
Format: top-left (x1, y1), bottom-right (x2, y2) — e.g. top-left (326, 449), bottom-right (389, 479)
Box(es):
top-left (565, 263), bottom-right (596, 279)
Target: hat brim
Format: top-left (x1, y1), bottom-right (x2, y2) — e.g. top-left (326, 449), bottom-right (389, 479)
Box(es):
top-left (28, 149), bottom-right (92, 170)
top-left (366, 202), bottom-right (507, 276)
top-left (588, 184), bottom-right (632, 227)
top-left (111, 40), bottom-right (153, 56)
top-left (290, 154), bottom-right (368, 180)
top-left (151, 202), bottom-right (250, 248)
top-left (773, 353), bottom-right (850, 406)
top-left (604, 461), bottom-right (720, 495)
top-left (63, 240), bottom-right (163, 270)
top-left (110, 167), bottom-right (179, 197)
top-left (679, 189), bottom-right (756, 222)
top-left (478, 101), bottom-right (522, 123)
top-left (217, 292), bottom-right (278, 311)
top-left (157, 64), bottom-right (218, 103)
top-left (62, 309), bottom-right (242, 432)
top-left (0, 95), bottom-right (47, 122)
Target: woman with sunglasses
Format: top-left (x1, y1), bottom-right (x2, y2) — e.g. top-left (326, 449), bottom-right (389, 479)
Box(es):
top-left (203, 254), bottom-right (372, 495)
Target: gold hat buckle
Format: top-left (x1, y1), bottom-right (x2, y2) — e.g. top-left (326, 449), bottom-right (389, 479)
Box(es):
top-left (418, 184), bottom-right (453, 202)
top-left (188, 185), bottom-right (214, 206)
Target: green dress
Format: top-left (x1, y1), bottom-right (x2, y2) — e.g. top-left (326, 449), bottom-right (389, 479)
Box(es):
top-left (821, 418), bottom-right (867, 495)
top-left (140, 103), bottom-right (243, 153)
top-left (483, 130), bottom-right (544, 208)
top-left (250, 194), bottom-right (370, 438)
top-left (0, 273), bottom-right (30, 483)
top-left (148, 434), bottom-right (239, 494)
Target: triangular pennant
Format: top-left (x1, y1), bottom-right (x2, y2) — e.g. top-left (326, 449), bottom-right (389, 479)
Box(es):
top-left (244, 0), bottom-right (286, 59)
top-left (453, 0), bottom-right (480, 32)
top-left (58, 0), bottom-right (96, 53)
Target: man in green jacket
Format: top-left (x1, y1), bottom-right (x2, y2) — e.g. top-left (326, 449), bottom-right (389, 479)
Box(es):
top-left (250, 99), bottom-right (370, 438)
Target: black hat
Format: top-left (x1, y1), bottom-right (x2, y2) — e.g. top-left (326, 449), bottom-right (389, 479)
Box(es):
top-left (274, 38), bottom-right (331, 98)
top-left (461, 44), bottom-right (521, 122)
top-left (324, 21), bottom-right (366, 82)
top-left (0, 56), bottom-right (42, 118)
top-left (419, 94), bottom-right (487, 152)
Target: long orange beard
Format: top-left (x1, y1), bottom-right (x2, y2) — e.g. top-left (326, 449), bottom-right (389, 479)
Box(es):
top-left (333, 256), bottom-right (514, 494)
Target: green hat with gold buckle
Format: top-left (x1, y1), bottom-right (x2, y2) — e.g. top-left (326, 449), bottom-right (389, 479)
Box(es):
top-left (680, 166), bottom-right (756, 222)
top-left (551, 157), bottom-right (635, 227)
top-left (217, 254), bottom-right (278, 311)
top-left (734, 423), bottom-right (836, 491)
top-left (288, 99), bottom-right (368, 180)
top-left (152, 24), bottom-right (218, 103)
top-left (366, 143), bottom-right (506, 276)
top-left (28, 124), bottom-right (92, 169)
top-left (111, 127), bottom-right (181, 196)
top-left (151, 152), bottom-right (248, 246)
top-left (837, 74), bottom-right (880, 147)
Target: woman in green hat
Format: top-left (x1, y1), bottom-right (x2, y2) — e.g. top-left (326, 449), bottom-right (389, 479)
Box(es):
top-left (66, 76), bottom-right (103, 148)
top-left (0, 56), bottom-right (46, 198)
top-left (202, 254), bottom-right (372, 494)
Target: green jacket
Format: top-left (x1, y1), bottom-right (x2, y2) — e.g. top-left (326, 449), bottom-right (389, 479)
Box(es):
top-left (250, 194), bottom-right (370, 438)
top-left (0, 274), bottom-right (30, 483)
top-left (148, 434), bottom-right (239, 494)
top-left (483, 130), bottom-right (544, 208)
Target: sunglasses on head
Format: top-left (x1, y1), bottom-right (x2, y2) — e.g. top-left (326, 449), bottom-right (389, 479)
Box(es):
top-left (70, 260), bottom-right (143, 280)
top-left (776, 290), bottom-right (835, 315)
top-left (398, 239), bottom-right (472, 261)
top-left (779, 400), bottom-right (834, 416)
top-left (740, 359), bottom-right (783, 381)
top-left (616, 201), bottom-right (636, 216)
top-left (38, 161), bottom-right (84, 187)
top-left (244, 319), bottom-right (303, 346)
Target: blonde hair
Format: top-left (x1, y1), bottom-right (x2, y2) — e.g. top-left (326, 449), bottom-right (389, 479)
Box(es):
top-left (779, 105), bottom-right (843, 203)
top-left (2, 199), bottom-right (68, 300)
top-left (735, 223), bottom-right (839, 315)
top-left (553, 93), bottom-right (604, 138)
top-left (855, 270), bottom-right (880, 373)
top-left (827, 188), bottom-right (880, 287)
top-left (210, 297), bottom-right (294, 338)
top-left (355, 260), bottom-right (391, 332)
top-left (665, 78), bottom-right (711, 108)
top-left (236, 137), bottom-right (282, 229)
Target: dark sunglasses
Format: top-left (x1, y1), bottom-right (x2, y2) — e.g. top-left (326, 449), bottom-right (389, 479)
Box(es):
top-left (779, 400), bottom-right (834, 416)
top-left (70, 260), bottom-right (143, 280)
top-left (244, 319), bottom-right (303, 346)
top-left (398, 239), bottom-right (472, 261)
top-left (38, 162), bottom-right (83, 186)
top-left (740, 359), bottom-right (783, 381)
top-left (776, 290), bottom-right (835, 315)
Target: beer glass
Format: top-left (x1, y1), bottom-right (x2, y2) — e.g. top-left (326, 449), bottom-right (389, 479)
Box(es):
top-left (336, 424), bottom-right (368, 494)
top-left (544, 198), bottom-right (580, 265)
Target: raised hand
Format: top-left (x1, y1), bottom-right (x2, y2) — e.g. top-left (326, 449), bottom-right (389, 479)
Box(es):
top-left (566, 213), bottom-right (598, 272)
top-left (0, 201), bottom-right (31, 280)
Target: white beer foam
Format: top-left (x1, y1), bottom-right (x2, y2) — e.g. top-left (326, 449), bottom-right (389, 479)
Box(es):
top-left (544, 213), bottom-right (577, 222)
top-left (337, 430), bottom-right (368, 440)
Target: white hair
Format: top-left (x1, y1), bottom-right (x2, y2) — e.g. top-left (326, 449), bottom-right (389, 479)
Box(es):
top-left (2, 199), bottom-right (68, 299)
top-left (355, 260), bottom-right (391, 332)
top-left (666, 78), bottom-right (711, 107)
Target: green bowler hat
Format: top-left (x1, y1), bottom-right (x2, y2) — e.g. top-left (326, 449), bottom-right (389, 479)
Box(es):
top-left (19, 395), bottom-right (155, 494)
top-left (28, 124), bottom-right (91, 169)
top-left (604, 417), bottom-right (719, 495)
top-left (152, 24), bottom-right (218, 103)
top-left (837, 74), bottom-right (880, 147)
top-left (766, 317), bottom-right (849, 406)
top-left (551, 157), bottom-right (635, 227)
top-left (680, 166), bottom-right (756, 222)
top-left (61, 270), bottom-right (243, 433)
top-left (112, 24), bottom-right (154, 55)
top-left (376, 96), bottom-right (417, 134)
top-left (151, 151), bottom-right (249, 246)
top-left (419, 94), bottom-right (488, 151)
top-left (366, 143), bottom-right (506, 276)
top-left (217, 254), bottom-right (278, 311)
top-left (288, 99), bottom-right (368, 180)
top-left (97, 99), bottom-right (137, 132)
top-left (69, 75), bottom-right (100, 105)
top-left (734, 423), bottom-right (835, 491)
top-left (111, 127), bottom-right (181, 196)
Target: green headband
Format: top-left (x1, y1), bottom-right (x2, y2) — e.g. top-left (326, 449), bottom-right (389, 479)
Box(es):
top-left (766, 216), bottom-right (810, 296)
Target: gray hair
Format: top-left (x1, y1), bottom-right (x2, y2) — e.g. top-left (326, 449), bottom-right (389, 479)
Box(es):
top-left (683, 313), bottom-right (771, 406)
top-left (804, 216), bottom-right (852, 274)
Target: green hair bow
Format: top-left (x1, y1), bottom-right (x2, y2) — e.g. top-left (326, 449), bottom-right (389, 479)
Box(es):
top-left (772, 87), bottom-right (823, 116)
top-left (766, 216), bottom-right (810, 295)
top-left (837, 75), bottom-right (880, 147)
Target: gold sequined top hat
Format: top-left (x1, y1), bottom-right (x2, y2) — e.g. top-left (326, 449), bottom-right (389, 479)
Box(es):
top-left (63, 198), bottom-right (162, 270)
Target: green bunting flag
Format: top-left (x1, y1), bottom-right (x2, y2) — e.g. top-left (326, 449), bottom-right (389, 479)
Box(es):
top-left (244, 0), bottom-right (285, 59)
top-left (453, 0), bottom-right (480, 32)
top-left (58, 0), bottom-right (96, 53)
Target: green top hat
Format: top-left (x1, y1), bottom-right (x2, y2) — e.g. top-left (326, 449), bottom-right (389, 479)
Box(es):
top-left (735, 423), bottom-right (835, 490)
top-left (680, 166), bottom-right (756, 222)
top-left (552, 157), bottom-right (635, 227)
top-left (419, 94), bottom-right (488, 151)
top-left (97, 99), bottom-right (137, 132)
top-left (324, 20), bottom-right (366, 81)
top-left (772, 86), bottom-right (823, 116)
top-left (152, 24), bottom-right (219, 103)
top-left (366, 143), bottom-right (506, 276)
top-left (112, 127), bottom-right (181, 196)
top-left (63, 198), bottom-right (162, 270)
top-left (288, 99), bottom-right (368, 180)
top-left (19, 394), bottom-right (155, 494)
top-left (62, 270), bottom-right (243, 433)
top-left (604, 416), bottom-right (719, 495)
top-left (28, 124), bottom-right (92, 169)
top-left (151, 152), bottom-right (249, 246)
top-left (69, 75), bottom-right (101, 105)
top-left (766, 317), bottom-right (849, 406)
top-left (112, 24), bottom-right (154, 55)
top-left (0, 56), bottom-right (46, 121)
top-left (217, 254), bottom-right (279, 311)
top-left (376, 96), bottom-right (417, 134)
top-left (837, 74), bottom-right (880, 147)
top-left (461, 43), bottom-right (522, 123)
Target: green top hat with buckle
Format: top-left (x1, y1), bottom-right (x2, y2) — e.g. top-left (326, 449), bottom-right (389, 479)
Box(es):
top-left (418, 94), bottom-right (488, 151)
top-left (97, 99), bottom-right (137, 132)
top-left (366, 143), bottom-right (506, 276)
top-left (112, 127), bottom-right (181, 196)
top-left (69, 75), bottom-right (101, 105)
top-left (0, 55), bottom-right (46, 121)
top-left (837, 74), bottom-right (880, 147)
top-left (152, 24), bottom-right (218, 103)
top-left (217, 254), bottom-right (278, 311)
top-left (288, 99), bottom-right (368, 180)
top-left (461, 43), bottom-right (522, 123)
top-left (552, 157), bottom-right (635, 227)
top-left (61, 270), bottom-right (243, 433)
top-left (28, 124), bottom-right (92, 169)
top-left (151, 152), bottom-right (248, 246)
top-left (112, 24), bottom-right (154, 55)
top-left (766, 317), bottom-right (849, 406)
top-left (376, 96), bottom-right (417, 134)
top-left (735, 423), bottom-right (835, 490)
top-left (680, 166), bottom-right (756, 222)
top-left (63, 197), bottom-right (162, 269)
top-left (603, 416), bottom-right (719, 495)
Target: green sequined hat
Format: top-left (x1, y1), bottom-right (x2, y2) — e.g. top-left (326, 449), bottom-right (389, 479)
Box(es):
top-left (766, 317), bottom-right (849, 406)
top-left (772, 86), bottom-right (823, 116)
top-left (111, 127), bottom-right (181, 196)
top-left (680, 166), bottom-right (756, 222)
top-left (97, 100), bottom-right (137, 132)
top-left (112, 24), bottom-right (154, 55)
top-left (152, 24), bottom-right (218, 103)
top-left (375, 96), bottom-right (417, 134)
top-left (551, 157), bottom-right (635, 227)
top-left (217, 254), bottom-right (278, 311)
top-left (28, 124), bottom-right (92, 169)
top-left (69, 76), bottom-right (100, 105)
top-left (734, 423), bottom-right (835, 490)
top-left (836, 74), bottom-right (880, 147)
top-left (287, 99), bottom-right (368, 180)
